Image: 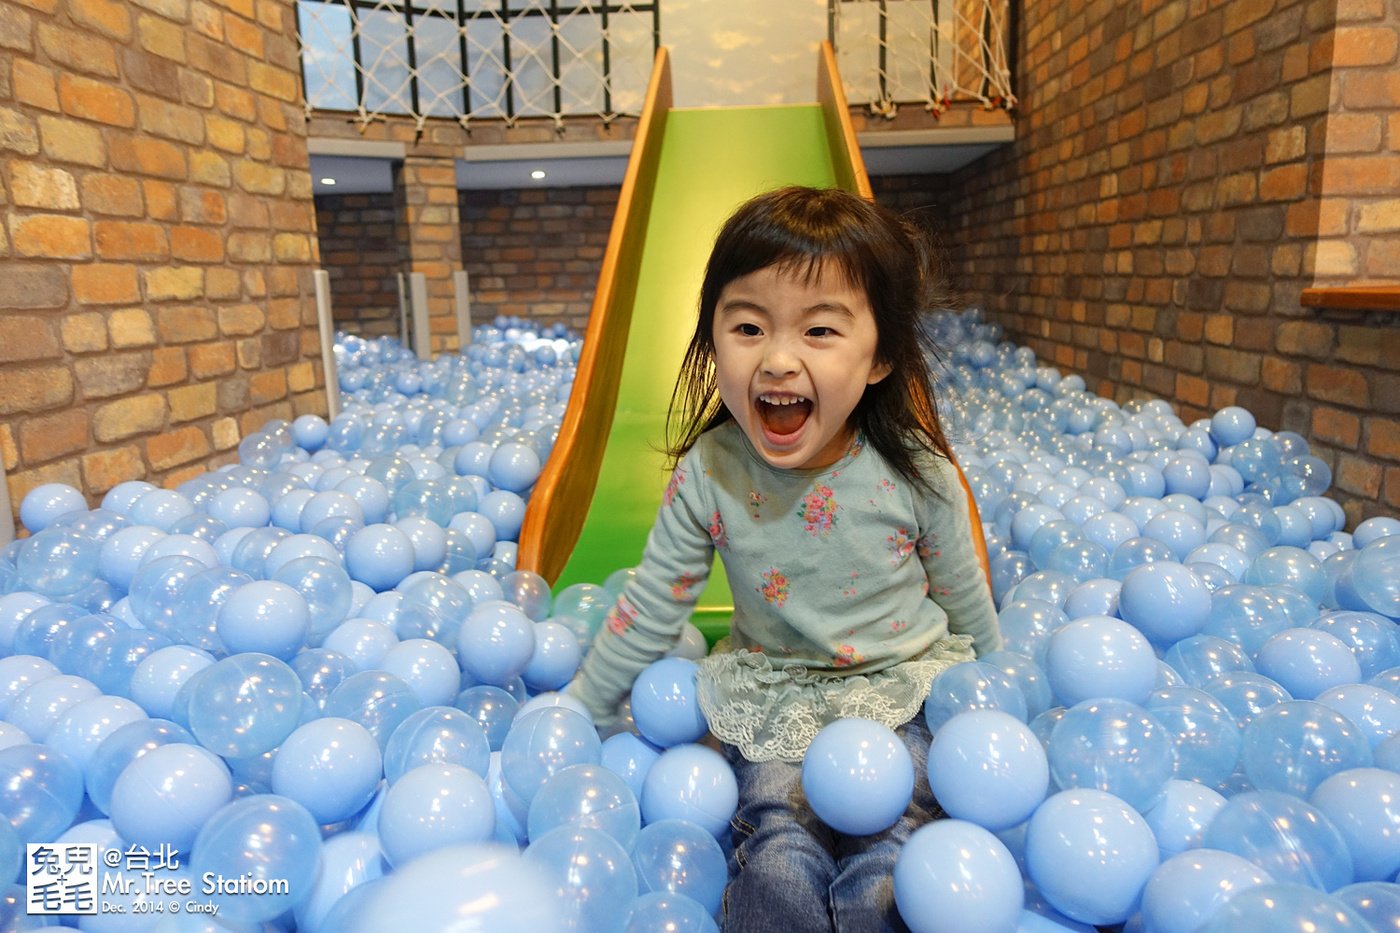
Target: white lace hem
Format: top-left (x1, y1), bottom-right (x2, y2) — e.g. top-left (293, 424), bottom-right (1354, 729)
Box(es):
top-left (695, 636), bottom-right (977, 763)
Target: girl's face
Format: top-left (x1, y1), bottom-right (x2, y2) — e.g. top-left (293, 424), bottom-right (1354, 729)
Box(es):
top-left (712, 262), bottom-right (890, 471)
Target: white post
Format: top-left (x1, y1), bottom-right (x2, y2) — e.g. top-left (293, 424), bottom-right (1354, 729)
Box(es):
top-left (313, 270), bottom-right (342, 421)
top-left (410, 272), bottom-right (431, 361)
top-left (396, 272), bottom-right (410, 346)
top-left (454, 269), bottom-right (472, 348)
top-left (0, 459), bottom-right (13, 547)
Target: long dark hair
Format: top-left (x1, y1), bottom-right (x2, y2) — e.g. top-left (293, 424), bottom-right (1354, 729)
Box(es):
top-left (665, 186), bottom-right (955, 492)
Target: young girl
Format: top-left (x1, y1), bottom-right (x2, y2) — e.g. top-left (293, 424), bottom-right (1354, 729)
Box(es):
top-left (568, 187), bottom-right (1001, 933)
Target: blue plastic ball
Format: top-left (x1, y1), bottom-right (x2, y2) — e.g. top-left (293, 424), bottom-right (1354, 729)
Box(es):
top-left (324, 671), bottom-right (422, 751)
top-left (925, 661), bottom-right (1029, 731)
top-left (109, 742), bottom-right (232, 850)
top-left (892, 819), bottom-right (1024, 933)
top-left (458, 602), bottom-right (536, 686)
top-left (20, 484), bottom-right (87, 534)
top-left (382, 706), bottom-right (489, 782)
top-left (802, 718), bottom-right (914, 836)
top-left (1023, 788), bottom-right (1159, 926)
top-left (927, 709), bottom-right (1048, 831)
top-left (630, 658), bottom-right (708, 749)
top-left (1044, 616), bottom-right (1157, 707)
top-left (453, 685), bottom-right (518, 752)
top-left (621, 892), bottom-right (720, 933)
top-left (527, 763), bottom-right (640, 851)
top-left (1256, 628), bottom-right (1364, 700)
top-left (191, 794), bottom-right (322, 921)
top-left (1203, 790), bottom-right (1354, 891)
top-left (1141, 778), bottom-right (1227, 858)
top-left (271, 717), bottom-right (383, 824)
top-left (1140, 848), bottom-right (1274, 933)
top-left (523, 825), bottom-right (637, 933)
top-left (1197, 883), bottom-right (1369, 933)
top-left (640, 744), bottom-right (737, 839)
top-left (1309, 768), bottom-right (1400, 882)
top-left (84, 717), bottom-right (194, 814)
top-left (630, 818), bottom-right (727, 914)
top-left (0, 743), bottom-right (83, 844)
top-left (187, 653), bottom-right (303, 758)
top-left (1316, 683), bottom-right (1400, 749)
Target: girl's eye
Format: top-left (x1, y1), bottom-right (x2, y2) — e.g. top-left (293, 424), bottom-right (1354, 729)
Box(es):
top-left (737, 323), bottom-right (762, 336)
top-left (807, 326), bottom-right (836, 338)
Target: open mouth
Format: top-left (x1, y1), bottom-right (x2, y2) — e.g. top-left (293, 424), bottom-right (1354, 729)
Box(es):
top-left (756, 393), bottom-right (812, 441)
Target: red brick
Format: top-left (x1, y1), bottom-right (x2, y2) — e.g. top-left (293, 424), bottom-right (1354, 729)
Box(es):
top-left (9, 214), bottom-right (90, 258)
top-left (72, 263), bottom-right (140, 304)
top-left (1369, 418), bottom-right (1400, 462)
top-left (146, 426), bottom-right (209, 471)
top-left (1307, 364), bottom-right (1370, 407)
top-left (170, 225), bottom-right (224, 262)
top-left (1313, 407), bottom-right (1361, 448)
top-left (94, 220), bottom-right (168, 260)
top-left (57, 74), bottom-right (134, 126)
top-left (18, 409), bottom-right (88, 463)
top-left (0, 367), bottom-right (73, 415)
top-left (147, 346), bottom-right (187, 386)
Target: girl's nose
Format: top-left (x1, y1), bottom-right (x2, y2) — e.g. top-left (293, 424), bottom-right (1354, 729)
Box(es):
top-left (761, 344), bottom-right (799, 377)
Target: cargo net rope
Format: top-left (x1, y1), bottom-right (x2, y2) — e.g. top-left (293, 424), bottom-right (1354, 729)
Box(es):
top-left (831, 0), bottom-right (1015, 116)
top-left (296, 0), bottom-right (659, 131)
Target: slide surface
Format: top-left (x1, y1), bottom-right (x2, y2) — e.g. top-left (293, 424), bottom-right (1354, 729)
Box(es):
top-left (552, 104), bottom-right (842, 635)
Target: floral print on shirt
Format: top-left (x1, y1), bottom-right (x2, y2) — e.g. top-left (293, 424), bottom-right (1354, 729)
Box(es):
top-left (662, 467), bottom-right (686, 506)
top-left (670, 572), bottom-right (700, 602)
top-left (833, 643), bottom-right (866, 667)
top-left (917, 534), bottom-right (939, 559)
top-left (887, 527), bottom-right (916, 566)
top-left (758, 569), bottom-right (790, 608)
top-left (605, 594), bottom-right (640, 636)
top-left (797, 482), bottom-right (839, 537)
top-left (707, 511), bottom-right (728, 549)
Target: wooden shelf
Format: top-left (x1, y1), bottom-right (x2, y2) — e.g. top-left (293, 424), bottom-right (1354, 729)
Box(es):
top-left (1300, 286), bottom-right (1400, 311)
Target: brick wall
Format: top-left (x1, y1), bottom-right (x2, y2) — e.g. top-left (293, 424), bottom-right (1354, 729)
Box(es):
top-left (313, 191), bottom-right (400, 337)
top-left (0, 0), bottom-right (323, 518)
top-left (940, 0), bottom-right (1400, 524)
top-left (459, 185), bottom-right (617, 331)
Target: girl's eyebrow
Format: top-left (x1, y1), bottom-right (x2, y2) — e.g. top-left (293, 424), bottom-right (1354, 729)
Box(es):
top-left (717, 299), bottom-right (855, 321)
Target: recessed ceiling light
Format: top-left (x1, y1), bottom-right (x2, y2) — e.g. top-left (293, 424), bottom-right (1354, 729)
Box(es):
top-left (320, 177), bottom-right (336, 185)
top-left (530, 170), bottom-right (546, 180)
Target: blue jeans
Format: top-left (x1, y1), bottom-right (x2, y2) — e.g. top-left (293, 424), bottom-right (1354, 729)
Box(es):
top-left (719, 717), bottom-right (941, 933)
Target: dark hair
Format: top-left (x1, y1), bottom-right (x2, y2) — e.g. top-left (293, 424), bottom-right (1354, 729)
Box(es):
top-left (665, 186), bottom-right (955, 491)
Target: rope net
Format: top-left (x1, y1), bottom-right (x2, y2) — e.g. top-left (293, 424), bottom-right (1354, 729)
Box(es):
top-left (296, 0), bottom-right (658, 131)
top-left (831, 0), bottom-right (1016, 116)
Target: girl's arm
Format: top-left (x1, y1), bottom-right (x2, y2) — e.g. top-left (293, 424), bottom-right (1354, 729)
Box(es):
top-left (568, 462), bottom-right (716, 727)
top-left (918, 456), bottom-right (1002, 656)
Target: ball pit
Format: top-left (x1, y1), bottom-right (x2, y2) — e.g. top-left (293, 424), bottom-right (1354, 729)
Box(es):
top-left (0, 310), bottom-right (1397, 931)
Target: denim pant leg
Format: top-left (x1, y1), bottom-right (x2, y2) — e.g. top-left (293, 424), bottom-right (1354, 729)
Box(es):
top-left (721, 745), bottom-right (841, 933)
top-left (828, 717), bottom-right (943, 933)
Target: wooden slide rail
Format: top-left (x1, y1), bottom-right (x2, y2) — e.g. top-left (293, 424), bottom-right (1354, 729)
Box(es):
top-left (516, 47), bottom-right (673, 584)
top-left (817, 41), bottom-right (993, 589)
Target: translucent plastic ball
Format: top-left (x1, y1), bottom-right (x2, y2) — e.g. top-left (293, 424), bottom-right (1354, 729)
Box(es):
top-left (84, 717), bottom-right (194, 814)
top-left (1205, 671), bottom-right (1294, 728)
top-left (1144, 685), bottom-right (1243, 787)
top-left (524, 825), bottom-right (637, 933)
top-left (1255, 628), bottom-right (1364, 700)
top-left (191, 794), bottom-right (322, 921)
top-left (978, 650), bottom-right (1055, 719)
top-left (640, 744), bottom-right (738, 839)
top-left (802, 718), bottom-right (914, 836)
top-left (1023, 788), bottom-right (1159, 926)
top-left (1204, 584), bottom-right (1291, 658)
top-left (272, 557), bottom-right (354, 645)
top-left (216, 580), bottom-right (310, 660)
top-left (621, 892), bottom-right (719, 933)
top-left (453, 685), bottom-right (518, 752)
top-left (378, 638), bottom-right (460, 708)
top-left (925, 661), bottom-right (1029, 732)
top-left (378, 763), bottom-right (496, 866)
top-left (996, 599), bottom-right (1068, 664)
top-left (1162, 634), bottom-right (1256, 689)
top-left (271, 717), bottom-right (383, 824)
top-left (892, 819), bottom-right (1024, 933)
top-left (1048, 698), bottom-right (1176, 813)
top-left (1044, 616), bottom-right (1157, 707)
top-left (382, 706), bottom-right (490, 783)
top-left (325, 670), bottom-right (422, 751)
top-left (458, 602), bottom-right (537, 686)
top-left (630, 818), bottom-right (727, 915)
top-left (187, 653), bottom-right (304, 758)
top-left (128, 644), bottom-right (215, 720)
top-left (1118, 561), bottom-right (1212, 647)
top-left (1312, 612), bottom-right (1400, 681)
top-left (527, 763), bottom-right (640, 852)
top-left (1332, 880), bottom-right (1400, 932)
top-left (1142, 778), bottom-right (1227, 859)
top-left (1140, 848), bottom-right (1274, 933)
top-left (0, 743), bottom-right (84, 844)
top-left (500, 707), bottom-right (601, 809)
top-left (109, 742), bottom-right (233, 851)
top-left (1203, 790), bottom-right (1354, 892)
top-left (926, 709), bottom-right (1048, 832)
top-left (16, 528), bottom-right (101, 598)
top-left (1354, 536), bottom-right (1400, 618)
top-left (1309, 768), bottom-right (1400, 882)
top-left (1241, 700), bottom-right (1372, 798)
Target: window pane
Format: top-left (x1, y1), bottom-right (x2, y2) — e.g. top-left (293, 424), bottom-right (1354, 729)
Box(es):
top-left (298, 0), bottom-right (357, 110)
top-left (414, 13), bottom-right (467, 117)
top-left (359, 7), bottom-right (413, 114)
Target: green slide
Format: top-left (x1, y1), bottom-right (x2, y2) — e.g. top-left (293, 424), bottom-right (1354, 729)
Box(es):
top-left (551, 105), bottom-right (842, 644)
